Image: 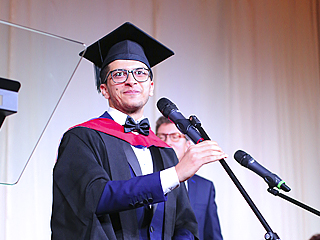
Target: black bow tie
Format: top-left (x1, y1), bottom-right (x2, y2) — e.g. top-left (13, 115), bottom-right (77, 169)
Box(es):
top-left (123, 116), bottom-right (150, 136)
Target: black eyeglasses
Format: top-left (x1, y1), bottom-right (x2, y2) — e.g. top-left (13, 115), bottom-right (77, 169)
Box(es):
top-left (105, 68), bottom-right (151, 84)
top-left (156, 132), bottom-right (186, 142)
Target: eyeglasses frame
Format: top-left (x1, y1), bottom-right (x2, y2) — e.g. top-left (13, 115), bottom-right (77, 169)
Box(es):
top-left (103, 67), bottom-right (152, 84)
top-left (156, 132), bottom-right (187, 142)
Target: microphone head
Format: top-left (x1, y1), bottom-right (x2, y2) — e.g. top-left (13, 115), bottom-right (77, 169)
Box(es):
top-left (157, 97), bottom-right (178, 118)
top-left (234, 150), bottom-right (252, 167)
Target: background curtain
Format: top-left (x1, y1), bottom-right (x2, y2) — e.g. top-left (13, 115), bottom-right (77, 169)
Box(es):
top-left (0, 0), bottom-right (319, 239)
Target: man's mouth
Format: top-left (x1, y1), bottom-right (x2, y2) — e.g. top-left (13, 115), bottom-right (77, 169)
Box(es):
top-left (123, 89), bottom-right (140, 94)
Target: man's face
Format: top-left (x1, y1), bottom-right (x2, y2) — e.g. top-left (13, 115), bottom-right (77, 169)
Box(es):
top-left (157, 123), bottom-right (191, 160)
top-left (100, 60), bottom-right (154, 118)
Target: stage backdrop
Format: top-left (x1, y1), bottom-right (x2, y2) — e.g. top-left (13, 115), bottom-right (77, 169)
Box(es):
top-left (0, 1), bottom-right (319, 239)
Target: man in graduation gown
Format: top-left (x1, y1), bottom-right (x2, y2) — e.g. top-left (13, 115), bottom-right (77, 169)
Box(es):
top-left (51, 22), bottom-right (228, 240)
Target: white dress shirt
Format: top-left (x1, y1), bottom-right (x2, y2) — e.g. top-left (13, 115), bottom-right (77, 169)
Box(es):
top-left (107, 107), bottom-right (180, 195)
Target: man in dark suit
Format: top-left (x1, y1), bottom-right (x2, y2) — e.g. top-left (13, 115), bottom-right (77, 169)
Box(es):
top-left (156, 116), bottom-right (224, 240)
top-left (51, 22), bottom-right (227, 240)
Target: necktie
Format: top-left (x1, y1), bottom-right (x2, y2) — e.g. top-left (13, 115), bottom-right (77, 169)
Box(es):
top-left (123, 116), bottom-right (150, 136)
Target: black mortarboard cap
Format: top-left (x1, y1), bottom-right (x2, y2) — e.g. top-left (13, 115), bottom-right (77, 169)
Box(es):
top-left (80, 22), bottom-right (174, 70)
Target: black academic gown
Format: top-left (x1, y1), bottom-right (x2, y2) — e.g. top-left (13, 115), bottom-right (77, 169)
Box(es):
top-left (51, 119), bottom-right (198, 240)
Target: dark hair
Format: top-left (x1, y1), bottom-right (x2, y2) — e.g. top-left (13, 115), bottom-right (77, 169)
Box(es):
top-left (96, 65), bottom-right (110, 92)
top-left (155, 116), bottom-right (172, 134)
top-left (100, 65), bottom-right (110, 84)
top-left (310, 234), bottom-right (320, 240)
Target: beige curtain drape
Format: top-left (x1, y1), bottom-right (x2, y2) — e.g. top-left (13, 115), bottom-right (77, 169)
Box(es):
top-left (0, 1), bottom-right (319, 239)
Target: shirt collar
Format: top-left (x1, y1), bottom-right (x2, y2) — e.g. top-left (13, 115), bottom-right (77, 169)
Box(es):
top-left (107, 107), bottom-right (145, 125)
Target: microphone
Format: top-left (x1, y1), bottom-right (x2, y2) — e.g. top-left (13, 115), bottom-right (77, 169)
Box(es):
top-left (157, 97), bottom-right (204, 144)
top-left (234, 150), bottom-right (291, 192)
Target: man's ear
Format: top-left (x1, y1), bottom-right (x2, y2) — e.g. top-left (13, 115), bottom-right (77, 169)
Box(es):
top-left (100, 84), bottom-right (110, 99)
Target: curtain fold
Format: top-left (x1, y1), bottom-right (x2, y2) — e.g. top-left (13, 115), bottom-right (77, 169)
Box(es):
top-left (0, 0), bottom-right (319, 239)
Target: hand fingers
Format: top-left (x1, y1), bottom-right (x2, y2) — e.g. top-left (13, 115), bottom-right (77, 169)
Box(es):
top-left (188, 140), bottom-right (226, 155)
top-left (187, 140), bottom-right (227, 163)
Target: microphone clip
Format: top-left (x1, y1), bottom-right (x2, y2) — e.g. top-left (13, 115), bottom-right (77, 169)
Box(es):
top-left (189, 115), bottom-right (210, 140)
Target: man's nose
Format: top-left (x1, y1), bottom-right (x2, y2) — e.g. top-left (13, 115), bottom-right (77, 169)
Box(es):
top-left (125, 72), bottom-right (137, 85)
top-left (164, 136), bottom-right (172, 144)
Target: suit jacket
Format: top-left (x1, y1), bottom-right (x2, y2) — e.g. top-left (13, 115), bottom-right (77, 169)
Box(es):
top-left (51, 125), bottom-right (198, 239)
top-left (188, 175), bottom-right (223, 240)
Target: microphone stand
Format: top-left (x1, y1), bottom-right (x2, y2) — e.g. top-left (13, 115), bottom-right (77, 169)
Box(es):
top-left (189, 115), bottom-right (281, 240)
top-left (267, 188), bottom-right (320, 217)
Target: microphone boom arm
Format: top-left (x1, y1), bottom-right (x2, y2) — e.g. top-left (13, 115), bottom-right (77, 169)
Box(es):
top-left (189, 114), bottom-right (281, 240)
top-left (268, 188), bottom-right (320, 217)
